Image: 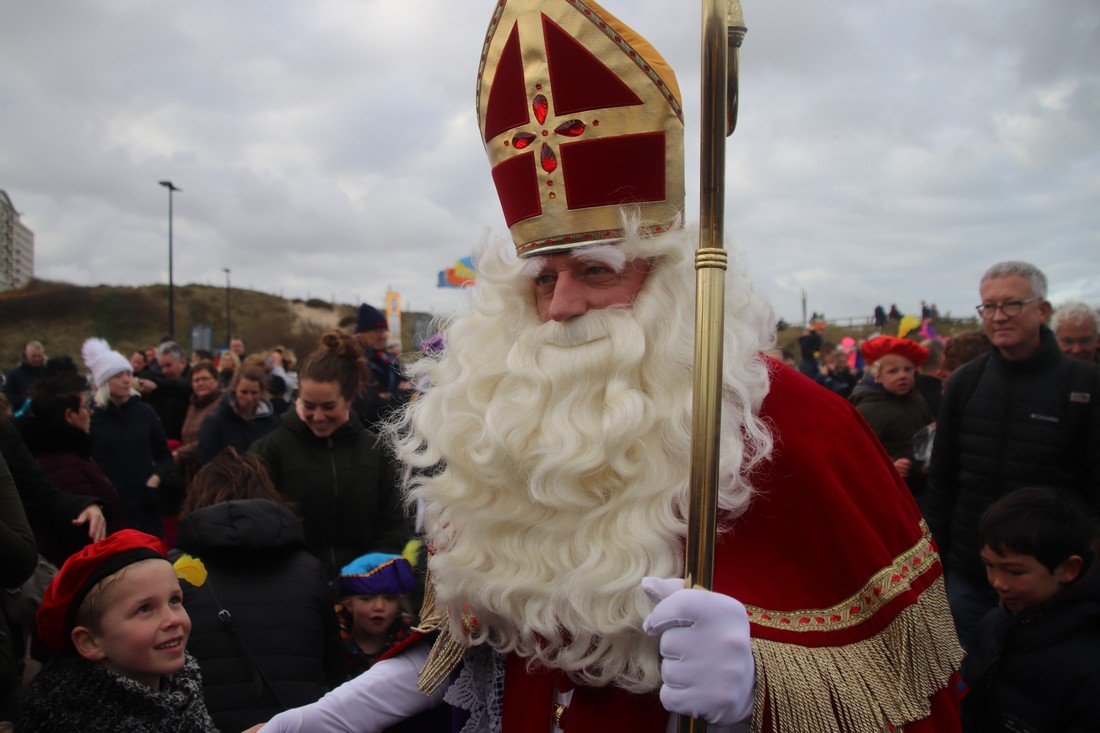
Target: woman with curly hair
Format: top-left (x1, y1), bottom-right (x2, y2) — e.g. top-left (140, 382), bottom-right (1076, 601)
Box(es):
top-left (249, 331), bottom-right (408, 578)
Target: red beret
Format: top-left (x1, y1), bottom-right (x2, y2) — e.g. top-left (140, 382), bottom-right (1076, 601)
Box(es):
top-left (37, 530), bottom-right (166, 653)
top-left (861, 336), bottom-right (930, 368)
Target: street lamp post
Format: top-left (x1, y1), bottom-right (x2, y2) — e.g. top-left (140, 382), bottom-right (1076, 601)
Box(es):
top-left (223, 267), bottom-right (232, 346)
top-left (158, 180), bottom-right (180, 338)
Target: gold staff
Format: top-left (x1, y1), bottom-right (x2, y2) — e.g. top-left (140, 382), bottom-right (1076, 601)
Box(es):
top-left (682, 1), bottom-right (746, 731)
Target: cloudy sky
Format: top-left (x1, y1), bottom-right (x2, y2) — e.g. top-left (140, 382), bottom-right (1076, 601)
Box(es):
top-left (2, 0), bottom-right (1097, 324)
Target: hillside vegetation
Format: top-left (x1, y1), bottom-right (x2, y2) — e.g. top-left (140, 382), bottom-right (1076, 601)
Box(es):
top-left (0, 279), bottom-right (356, 366)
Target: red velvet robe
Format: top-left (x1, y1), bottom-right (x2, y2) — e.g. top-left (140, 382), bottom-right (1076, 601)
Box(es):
top-left (409, 360), bottom-right (963, 732)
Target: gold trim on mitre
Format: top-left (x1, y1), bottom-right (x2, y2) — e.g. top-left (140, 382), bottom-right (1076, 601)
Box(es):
top-left (477, 0), bottom-right (685, 258)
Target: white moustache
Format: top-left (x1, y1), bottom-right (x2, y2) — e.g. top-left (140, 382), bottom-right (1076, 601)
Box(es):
top-left (534, 306), bottom-right (635, 348)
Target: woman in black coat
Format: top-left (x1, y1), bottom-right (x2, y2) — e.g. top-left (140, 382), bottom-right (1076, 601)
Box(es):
top-left (83, 338), bottom-right (173, 538)
top-left (173, 450), bottom-right (341, 732)
top-left (250, 332), bottom-right (408, 579)
top-left (196, 364), bottom-right (280, 469)
top-left (18, 373), bottom-right (125, 566)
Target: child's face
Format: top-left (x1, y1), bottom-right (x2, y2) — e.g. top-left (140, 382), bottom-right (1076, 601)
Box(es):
top-left (75, 560), bottom-right (190, 689)
top-left (875, 354), bottom-right (916, 396)
top-left (348, 594), bottom-right (401, 637)
top-left (980, 545), bottom-right (1070, 613)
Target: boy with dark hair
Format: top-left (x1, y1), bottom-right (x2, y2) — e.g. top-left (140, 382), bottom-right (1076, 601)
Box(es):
top-left (18, 530), bottom-right (217, 732)
top-left (961, 487), bottom-right (1100, 731)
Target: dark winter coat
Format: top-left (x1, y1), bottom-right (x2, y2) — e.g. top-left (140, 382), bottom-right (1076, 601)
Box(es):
top-left (144, 367), bottom-right (192, 441)
top-left (18, 651), bottom-right (218, 733)
top-left (925, 327), bottom-right (1100, 584)
top-left (0, 420), bottom-right (99, 551)
top-left (915, 372), bottom-right (943, 417)
top-left (2, 360), bottom-right (44, 412)
top-left (852, 383), bottom-right (935, 505)
top-left (0, 453), bottom-right (37, 715)
top-left (175, 387), bottom-right (223, 482)
top-left (89, 395), bottom-right (173, 537)
top-left (249, 409), bottom-right (408, 577)
top-left (174, 499), bottom-right (341, 732)
top-left (17, 415), bottom-right (125, 567)
top-left (961, 565), bottom-right (1100, 732)
top-left (195, 392), bottom-right (279, 469)
top-left (851, 384), bottom-right (935, 464)
top-left (352, 349), bottom-right (409, 431)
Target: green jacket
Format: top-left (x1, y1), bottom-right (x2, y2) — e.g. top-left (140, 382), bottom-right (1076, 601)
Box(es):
top-left (249, 409), bottom-right (408, 578)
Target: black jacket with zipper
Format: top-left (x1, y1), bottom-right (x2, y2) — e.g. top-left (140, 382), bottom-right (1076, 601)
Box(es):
top-left (249, 409), bottom-right (407, 578)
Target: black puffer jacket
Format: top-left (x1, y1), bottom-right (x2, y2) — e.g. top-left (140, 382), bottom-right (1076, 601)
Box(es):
top-left (961, 565), bottom-right (1100, 732)
top-left (174, 499), bottom-right (341, 732)
top-left (249, 409), bottom-right (408, 578)
top-left (926, 327), bottom-right (1100, 583)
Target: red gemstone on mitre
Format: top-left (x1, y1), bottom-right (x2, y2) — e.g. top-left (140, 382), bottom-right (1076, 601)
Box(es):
top-left (512, 132), bottom-right (536, 149)
top-left (555, 120), bottom-right (586, 137)
top-left (540, 143), bottom-right (558, 173)
top-left (533, 94), bottom-right (549, 125)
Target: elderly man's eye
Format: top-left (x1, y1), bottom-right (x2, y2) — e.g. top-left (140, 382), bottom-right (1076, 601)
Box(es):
top-left (534, 273), bottom-right (556, 287)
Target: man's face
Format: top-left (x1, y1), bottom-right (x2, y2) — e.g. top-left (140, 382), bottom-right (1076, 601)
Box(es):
top-left (25, 344), bottom-right (45, 367)
top-left (230, 338), bottom-right (245, 356)
top-left (158, 353), bottom-right (184, 379)
top-left (74, 560), bottom-right (190, 689)
top-left (532, 252), bottom-right (650, 323)
top-left (978, 275), bottom-right (1050, 360)
top-left (981, 544), bottom-right (1074, 613)
top-left (1055, 318), bottom-right (1098, 362)
top-left (357, 329), bottom-right (388, 351)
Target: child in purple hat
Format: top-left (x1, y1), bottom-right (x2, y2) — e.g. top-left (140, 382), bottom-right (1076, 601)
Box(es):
top-left (335, 552), bottom-right (417, 680)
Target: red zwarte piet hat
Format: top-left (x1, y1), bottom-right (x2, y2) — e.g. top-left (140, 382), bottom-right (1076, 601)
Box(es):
top-left (861, 336), bottom-right (930, 368)
top-left (37, 529), bottom-right (166, 653)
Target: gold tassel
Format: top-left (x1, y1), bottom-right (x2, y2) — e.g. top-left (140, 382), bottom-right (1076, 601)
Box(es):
top-left (414, 572), bottom-right (469, 695)
top-left (749, 576), bottom-right (963, 733)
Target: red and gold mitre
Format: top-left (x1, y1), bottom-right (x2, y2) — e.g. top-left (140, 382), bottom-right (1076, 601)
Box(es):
top-left (477, 0), bottom-right (685, 257)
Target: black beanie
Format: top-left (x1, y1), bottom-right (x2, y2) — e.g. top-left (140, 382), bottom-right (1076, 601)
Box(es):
top-left (355, 303), bottom-right (388, 333)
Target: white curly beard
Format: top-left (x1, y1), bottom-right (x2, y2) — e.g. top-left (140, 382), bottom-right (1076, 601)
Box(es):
top-left (389, 225), bottom-right (775, 693)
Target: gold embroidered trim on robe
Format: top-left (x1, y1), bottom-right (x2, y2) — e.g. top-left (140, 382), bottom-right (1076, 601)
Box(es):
top-left (415, 572), bottom-right (468, 695)
top-left (744, 521), bottom-right (938, 633)
top-left (749, 575), bottom-right (962, 733)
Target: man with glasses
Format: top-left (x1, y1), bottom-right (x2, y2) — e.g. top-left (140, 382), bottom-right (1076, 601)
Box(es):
top-left (926, 261), bottom-right (1100, 649)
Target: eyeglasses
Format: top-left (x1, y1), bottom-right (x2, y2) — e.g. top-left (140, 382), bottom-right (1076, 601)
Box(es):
top-left (975, 297), bottom-right (1041, 320)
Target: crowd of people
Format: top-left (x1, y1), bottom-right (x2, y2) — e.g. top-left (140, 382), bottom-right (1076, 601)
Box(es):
top-left (2, 1), bottom-right (1099, 731)
top-left (0, 307), bottom-right (421, 731)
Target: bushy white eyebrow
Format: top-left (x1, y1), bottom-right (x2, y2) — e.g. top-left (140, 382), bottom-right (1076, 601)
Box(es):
top-left (521, 244), bottom-right (626, 279)
top-left (573, 244), bottom-right (626, 272)
top-left (522, 255), bottom-right (549, 279)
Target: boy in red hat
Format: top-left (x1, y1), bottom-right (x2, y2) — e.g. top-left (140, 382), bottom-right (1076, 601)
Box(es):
top-left (851, 336), bottom-right (936, 508)
top-left (18, 530), bottom-right (217, 732)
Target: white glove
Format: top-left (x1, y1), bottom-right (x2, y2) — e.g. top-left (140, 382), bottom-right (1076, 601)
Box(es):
top-left (641, 577), bottom-right (755, 726)
top-left (258, 641), bottom-right (444, 732)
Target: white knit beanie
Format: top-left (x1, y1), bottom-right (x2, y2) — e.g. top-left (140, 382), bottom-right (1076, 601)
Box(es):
top-left (81, 338), bottom-right (132, 388)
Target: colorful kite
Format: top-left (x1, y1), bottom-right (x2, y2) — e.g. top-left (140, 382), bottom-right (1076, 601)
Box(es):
top-left (438, 256), bottom-right (477, 288)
